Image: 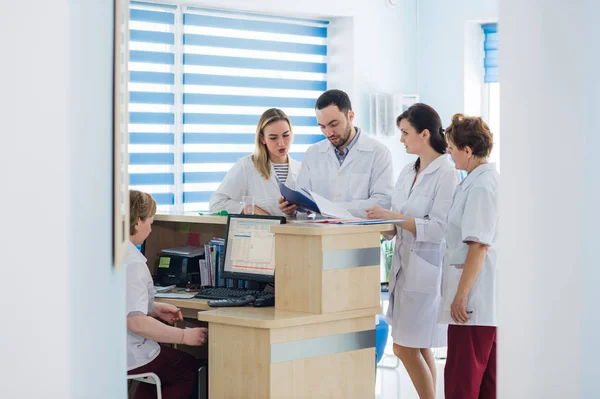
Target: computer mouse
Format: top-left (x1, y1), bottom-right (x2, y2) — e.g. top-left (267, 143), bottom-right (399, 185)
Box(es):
top-left (253, 297), bottom-right (275, 307)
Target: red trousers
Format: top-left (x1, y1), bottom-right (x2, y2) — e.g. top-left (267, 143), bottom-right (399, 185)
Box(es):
top-left (128, 345), bottom-right (197, 399)
top-left (445, 325), bottom-right (497, 399)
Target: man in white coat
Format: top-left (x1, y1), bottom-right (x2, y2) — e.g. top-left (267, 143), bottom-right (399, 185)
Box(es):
top-left (279, 89), bottom-right (393, 217)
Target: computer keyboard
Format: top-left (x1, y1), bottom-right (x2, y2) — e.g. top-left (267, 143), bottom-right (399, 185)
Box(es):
top-left (208, 295), bottom-right (257, 308)
top-left (197, 287), bottom-right (276, 307)
top-left (194, 287), bottom-right (261, 300)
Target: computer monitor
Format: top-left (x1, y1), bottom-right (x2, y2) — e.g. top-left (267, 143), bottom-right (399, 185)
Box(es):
top-left (221, 214), bottom-right (286, 284)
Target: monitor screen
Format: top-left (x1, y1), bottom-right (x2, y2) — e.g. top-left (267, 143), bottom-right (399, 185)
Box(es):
top-left (221, 214), bottom-right (286, 283)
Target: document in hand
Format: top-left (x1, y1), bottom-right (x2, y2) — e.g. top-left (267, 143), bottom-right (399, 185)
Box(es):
top-left (277, 180), bottom-right (357, 219)
top-left (308, 191), bottom-right (355, 219)
top-left (277, 180), bottom-right (320, 213)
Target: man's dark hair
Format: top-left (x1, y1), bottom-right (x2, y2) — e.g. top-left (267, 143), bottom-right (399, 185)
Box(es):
top-left (315, 89), bottom-right (352, 114)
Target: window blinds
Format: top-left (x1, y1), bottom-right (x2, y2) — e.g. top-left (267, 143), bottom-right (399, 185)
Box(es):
top-left (180, 7), bottom-right (328, 211)
top-left (127, 2), bottom-right (328, 211)
top-left (128, 2), bottom-right (177, 208)
top-left (482, 23), bottom-right (498, 83)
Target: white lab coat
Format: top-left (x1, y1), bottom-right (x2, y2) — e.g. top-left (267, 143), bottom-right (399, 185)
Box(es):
top-left (209, 155), bottom-right (301, 216)
top-left (126, 241), bottom-right (160, 371)
top-left (385, 156), bottom-right (460, 348)
top-left (439, 163), bottom-right (499, 326)
top-left (295, 129), bottom-right (393, 217)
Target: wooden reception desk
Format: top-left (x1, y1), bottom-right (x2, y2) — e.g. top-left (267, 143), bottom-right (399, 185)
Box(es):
top-left (151, 213), bottom-right (393, 398)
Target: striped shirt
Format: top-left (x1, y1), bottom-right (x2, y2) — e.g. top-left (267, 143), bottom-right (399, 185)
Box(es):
top-left (273, 163), bottom-right (289, 183)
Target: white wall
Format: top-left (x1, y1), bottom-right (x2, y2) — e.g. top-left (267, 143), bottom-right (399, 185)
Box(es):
top-left (499, 0), bottom-right (600, 397)
top-left (417, 0), bottom-right (497, 124)
top-left (180, 0), bottom-right (419, 176)
top-left (0, 1), bottom-right (126, 398)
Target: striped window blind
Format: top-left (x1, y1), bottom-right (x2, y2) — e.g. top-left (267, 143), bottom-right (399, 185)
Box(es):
top-left (127, 2), bottom-right (328, 212)
top-left (482, 23), bottom-right (498, 83)
top-left (181, 7), bottom-right (328, 211)
top-left (128, 1), bottom-right (177, 210)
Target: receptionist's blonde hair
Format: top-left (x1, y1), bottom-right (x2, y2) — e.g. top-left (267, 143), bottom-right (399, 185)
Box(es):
top-left (129, 190), bottom-right (157, 236)
top-left (252, 108), bottom-right (293, 180)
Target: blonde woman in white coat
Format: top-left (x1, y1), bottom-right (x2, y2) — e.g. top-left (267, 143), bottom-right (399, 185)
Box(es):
top-left (366, 104), bottom-right (460, 399)
top-left (209, 108), bottom-right (301, 216)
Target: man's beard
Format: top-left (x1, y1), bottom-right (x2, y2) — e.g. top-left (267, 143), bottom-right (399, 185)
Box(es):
top-left (333, 123), bottom-right (353, 149)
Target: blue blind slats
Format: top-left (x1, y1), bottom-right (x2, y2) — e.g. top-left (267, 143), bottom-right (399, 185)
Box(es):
top-left (183, 34), bottom-right (327, 56)
top-left (183, 152), bottom-right (305, 164)
top-left (183, 94), bottom-right (317, 108)
top-left (127, 2), bottom-right (328, 211)
top-left (128, 2), bottom-right (176, 208)
top-left (130, 50), bottom-right (175, 65)
top-left (182, 74), bottom-right (326, 91)
top-left (183, 34), bottom-right (327, 55)
top-left (130, 173), bottom-right (175, 185)
top-left (130, 8), bottom-right (176, 24)
top-left (482, 23), bottom-right (498, 83)
top-left (183, 172), bottom-right (228, 184)
top-left (181, 8), bottom-right (327, 210)
top-left (130, 153), bottom-right (175, 165)
top-left (130, 112), bottom-right (175, 124)
top-left (130, 92), bottom-right (175, 105)
top-left (183, 13), bottom-right (327, 38)
top-left (151, 193), bottom-right (176, 206)
top-left (183, 133), bottom-right (322, 145)
top-left (130, 71), bottom-right (175, 85)
top-left (130, 30), bottom-right (175, 45)
top-left (183, 54), bottom-right (326, 73)
top-left (183, 114), bottom-right (316, 126)
top-left (130, 133), bottom-right (175, 145)
top-left (183, 191), bottom-right (214, 204)
top-left (186, 7), bottom-right (329, 26)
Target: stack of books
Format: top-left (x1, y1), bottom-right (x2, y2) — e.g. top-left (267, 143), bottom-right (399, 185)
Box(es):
top-left (202, 237), bottom-right (225, 287)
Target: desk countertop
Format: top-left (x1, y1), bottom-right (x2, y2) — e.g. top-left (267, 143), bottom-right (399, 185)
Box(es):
top-left (155, 295), bottom-right (211, 311)
top-left (154, 212), bottom-right (227, 225)
top-left (270, 222), bottom-right (395, 236)
top-left (196, 306), bottom-right (381, 329)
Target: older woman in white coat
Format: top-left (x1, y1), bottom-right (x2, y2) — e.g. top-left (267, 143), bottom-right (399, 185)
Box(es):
top-left (209, 108), bottom-right (301, 216)
top-left (439, 114), bottom-right (498, 399)
top-left (366, 103), bottom-right (460, 399)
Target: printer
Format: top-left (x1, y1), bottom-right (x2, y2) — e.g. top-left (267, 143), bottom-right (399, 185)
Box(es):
top-left (156, 246), bottom-right (204, 287)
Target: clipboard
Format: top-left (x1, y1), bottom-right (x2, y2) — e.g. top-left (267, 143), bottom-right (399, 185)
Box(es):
top-left (277, 180), bottom-right (320, 213)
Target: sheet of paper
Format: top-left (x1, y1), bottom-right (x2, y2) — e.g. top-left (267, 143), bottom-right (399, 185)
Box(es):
top-left (154, 293), bottom-right (196, 299)
top-left (154, 284), bottom-right (176, 293)
top-left (309, 191), bottom-right (356, 219)
top-left (329, 218), bottom-right (406, 225)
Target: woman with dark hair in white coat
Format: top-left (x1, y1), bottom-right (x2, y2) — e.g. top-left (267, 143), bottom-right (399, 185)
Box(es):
top-left (209, 108), bottom-right (301, 216)
top-left (366, 103), bottom-right (460, 399)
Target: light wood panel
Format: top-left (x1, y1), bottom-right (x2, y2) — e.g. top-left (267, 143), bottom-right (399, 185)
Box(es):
top-left (321, 266), bottom-right (381, 313)
top-left (209, 323), bottom-right (271, 398)
top-left (274, 234), bottom-right (323, 313)
top-left (321, 232), bottom-right (380, 251)
top-left (270, 316), bottom-right (375, 344)
top-left (270, 347), bottom-right (376, 399)
top-left (197, 306), bottom-right (381, 329)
